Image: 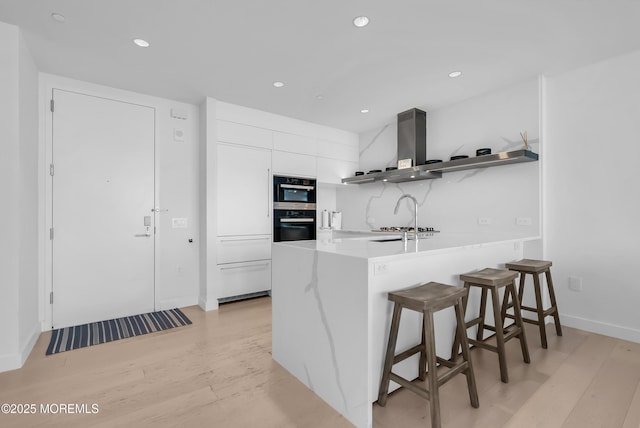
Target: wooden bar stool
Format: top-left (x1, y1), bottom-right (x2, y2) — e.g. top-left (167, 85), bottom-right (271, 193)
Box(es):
top-left (451, 268), bottom-right (530, 383)
top-left (378, 282), bottom-right (479, 428)
top-left (504, 259), bottom-right (562, 349)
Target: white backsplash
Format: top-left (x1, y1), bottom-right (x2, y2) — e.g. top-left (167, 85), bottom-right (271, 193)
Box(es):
top-left (337, 78), bottom-right (541, 235)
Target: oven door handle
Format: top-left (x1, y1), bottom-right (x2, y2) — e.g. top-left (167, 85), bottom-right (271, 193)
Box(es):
top-left (280, 184), bottom-right (315, 191)
top-left (280, 218), bottom-right (314, 223)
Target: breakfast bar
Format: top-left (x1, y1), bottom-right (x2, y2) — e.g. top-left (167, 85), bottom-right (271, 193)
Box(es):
top-left (272, 230), bottom-right (538, 428)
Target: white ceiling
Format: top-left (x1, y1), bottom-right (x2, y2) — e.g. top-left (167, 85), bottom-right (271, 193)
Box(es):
top-left (2, 0), bottom-right (640, 133)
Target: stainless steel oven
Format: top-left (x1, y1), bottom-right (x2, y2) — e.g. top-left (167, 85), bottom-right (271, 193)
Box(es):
top-left (273, 176), bottom-right (316, 242)
top-left (274, 175), bottom-right (316, 206)
top-left (273, 209), bottom-right (316, 242)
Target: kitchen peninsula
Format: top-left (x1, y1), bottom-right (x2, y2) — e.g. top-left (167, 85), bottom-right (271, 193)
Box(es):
top-left (272, 230), bottom-right (539, 428)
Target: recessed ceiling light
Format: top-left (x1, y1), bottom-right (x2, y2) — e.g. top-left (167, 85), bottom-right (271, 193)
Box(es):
top-left (51, 13), bottom-right (65, 23)
top-left (273, 81), bottom-right (285, 88)
top-left (315, 94), bottom-right (324, 100)
top-left (353, 16), bottom-right (370, 28)
top-left (360, 109), bottom-right (369, 114)
top-left (133, 38), bottom-right (150, 48)
top-left (448, 71), bottom-right (462, 78)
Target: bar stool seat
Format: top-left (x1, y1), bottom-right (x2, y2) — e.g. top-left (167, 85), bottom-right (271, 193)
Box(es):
top-left (504, 259), bottom-right (562, 349)
top-left (378, 282), bottom-right (479, 428)
top-left (451, 268), bottom-right (530, 383)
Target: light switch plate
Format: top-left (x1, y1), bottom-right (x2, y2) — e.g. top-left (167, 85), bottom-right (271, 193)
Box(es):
top-left (172, 218), bottom-right (188, 229)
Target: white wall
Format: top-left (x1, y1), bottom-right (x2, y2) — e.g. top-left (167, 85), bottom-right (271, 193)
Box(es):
top-left (40, 74), bottom-right (201, 328)
top-left (199, 98), bottom-right (218, 311)
top-left (544, 50), bottom-right (640, 342)
top-left (0, 21), bottom-right (21, 372)
top-left (0, 22), bottom-right (40, 372)
top-left (337, 79), bottom-right (541, 237)
top-left (17, 26), bottom-right (40, 365)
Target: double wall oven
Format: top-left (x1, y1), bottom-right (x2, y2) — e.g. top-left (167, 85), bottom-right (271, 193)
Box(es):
top-left (273, 175), bottom-right (316, 242)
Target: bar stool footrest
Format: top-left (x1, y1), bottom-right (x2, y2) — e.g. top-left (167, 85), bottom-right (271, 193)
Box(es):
top-left (392, 344), bottom-right (423, 365)
top-left (389, 373), bottom-right (431, 401)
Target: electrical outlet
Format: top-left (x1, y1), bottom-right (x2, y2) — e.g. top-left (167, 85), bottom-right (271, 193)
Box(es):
top-left (516, 217), bottom-right (532, 226)
top-left (478, 217), bottom-right (491, 225)
top-left (374, 263), bottom-right (389, 276)
top-left (568, 276), bottom-right (583, 292)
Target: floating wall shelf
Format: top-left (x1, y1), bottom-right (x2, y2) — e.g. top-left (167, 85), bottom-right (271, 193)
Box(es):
top-left (341, 149), bottom-right (538, 185)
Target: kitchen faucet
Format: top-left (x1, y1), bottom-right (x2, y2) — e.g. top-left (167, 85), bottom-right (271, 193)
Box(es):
top-left (394, 194), bottom-right (419, 241)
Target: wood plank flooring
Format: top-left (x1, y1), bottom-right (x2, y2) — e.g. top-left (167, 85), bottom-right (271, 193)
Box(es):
top-left (0, 296), bottom-right (639, 428)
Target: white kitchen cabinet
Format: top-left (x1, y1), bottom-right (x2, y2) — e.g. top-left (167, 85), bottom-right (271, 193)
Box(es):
top-left (317, 157), bottom-right (359, 185)
top-left (273, 131), bottom-right (317, 156)
top-left (217, 143), bottom-right (272, 236)
top-left (217, 120), bottom-right (273, 149)
top-left (272, 150), bottom-right (317, 178)
top-left (216, 235), bottom-right (271, 264)
top-left (217, 260), bottom-right (271, 299)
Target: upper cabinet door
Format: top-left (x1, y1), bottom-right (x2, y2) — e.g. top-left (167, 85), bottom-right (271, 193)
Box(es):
top-left (217, 120), bottom-right (273, 149)
top-left (217, 143), bottom-right (272, 236)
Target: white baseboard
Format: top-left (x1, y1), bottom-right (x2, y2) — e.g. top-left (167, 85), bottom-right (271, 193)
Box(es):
top-left (561, 314), bottom-right (640, 344)
top-left (20, 324), bottom-right (41, 365)
top-left (198, 296), bottom-right (219, 312)
top-left (0, 353), bottom-right (21, 374)
top-left (159, 296), bottom-right (198, 311)
top-left (0, 324), bottom-right (41, 374)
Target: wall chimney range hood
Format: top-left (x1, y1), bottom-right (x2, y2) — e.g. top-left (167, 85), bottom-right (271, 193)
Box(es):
top-left (397, 108), bottom-right (427, 167)
top-left (341, 107), bottom-right (538, 185)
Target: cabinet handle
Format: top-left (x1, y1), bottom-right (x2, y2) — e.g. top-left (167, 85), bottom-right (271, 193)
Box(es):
top-left (220, 262), bottom-right (270, 270)
top-left (267, 168), bottom-right (271, 218)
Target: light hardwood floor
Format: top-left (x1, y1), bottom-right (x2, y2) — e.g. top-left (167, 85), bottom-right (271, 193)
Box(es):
top-left (1, 296), bottom-right (639, 428)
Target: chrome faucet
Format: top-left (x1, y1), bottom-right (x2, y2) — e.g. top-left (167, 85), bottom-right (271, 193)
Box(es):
top-left (394, 194), bottom-right (419, 241)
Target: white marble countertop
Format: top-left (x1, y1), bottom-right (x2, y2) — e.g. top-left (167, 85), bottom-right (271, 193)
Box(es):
top-left (274, 229), bottom-right (540, 262)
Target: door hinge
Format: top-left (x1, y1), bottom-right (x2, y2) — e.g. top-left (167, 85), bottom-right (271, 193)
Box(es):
top-left (49, 164), bottom-right (54, 176)
top-left (50, 99), bottom-right (54, 112)
top-left (49, 228), bottom-right (54, 240)
top-left (50, 292), bottom-right (53, 304)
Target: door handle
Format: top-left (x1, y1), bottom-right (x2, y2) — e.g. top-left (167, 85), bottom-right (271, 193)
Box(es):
top-left (135, 216), bottom-right (152, 237)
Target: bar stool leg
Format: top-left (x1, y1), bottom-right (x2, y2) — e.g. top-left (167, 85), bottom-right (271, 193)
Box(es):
top-left (517, 273), bottom-right (526, 305)
top-left (378, 303), bottom-right (402, 406)
top-left (476, 287), bottom-right (488, 341)
top-left (418, 318), bottom-right (427, 381)
top-left (450, 283), bottom-right (470, 361)
top-left (490, 286), bottom-right (509, 383)
top-left (545, 269), bottom-right (563, 336)
top-left (532, 272), bottom-right (548, 349)
top-left (509, 279), bottom-right (531, 364)
top-left (424, 310), bottom-right (441, 428)
top-left (454, 298), bottom-right (479, 408)
top-left (500, 283), bottom-right (515, 330)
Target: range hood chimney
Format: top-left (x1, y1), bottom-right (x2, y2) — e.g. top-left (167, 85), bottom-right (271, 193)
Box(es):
top-left (397, 108), bottom-right (426, 167)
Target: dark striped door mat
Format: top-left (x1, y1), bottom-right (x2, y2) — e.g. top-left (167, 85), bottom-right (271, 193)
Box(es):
top-left (46, 308), bottom-right (192, 355)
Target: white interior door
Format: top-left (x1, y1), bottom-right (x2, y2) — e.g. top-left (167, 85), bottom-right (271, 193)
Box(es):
top-left (51, 89), bottom-right (155, 328)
